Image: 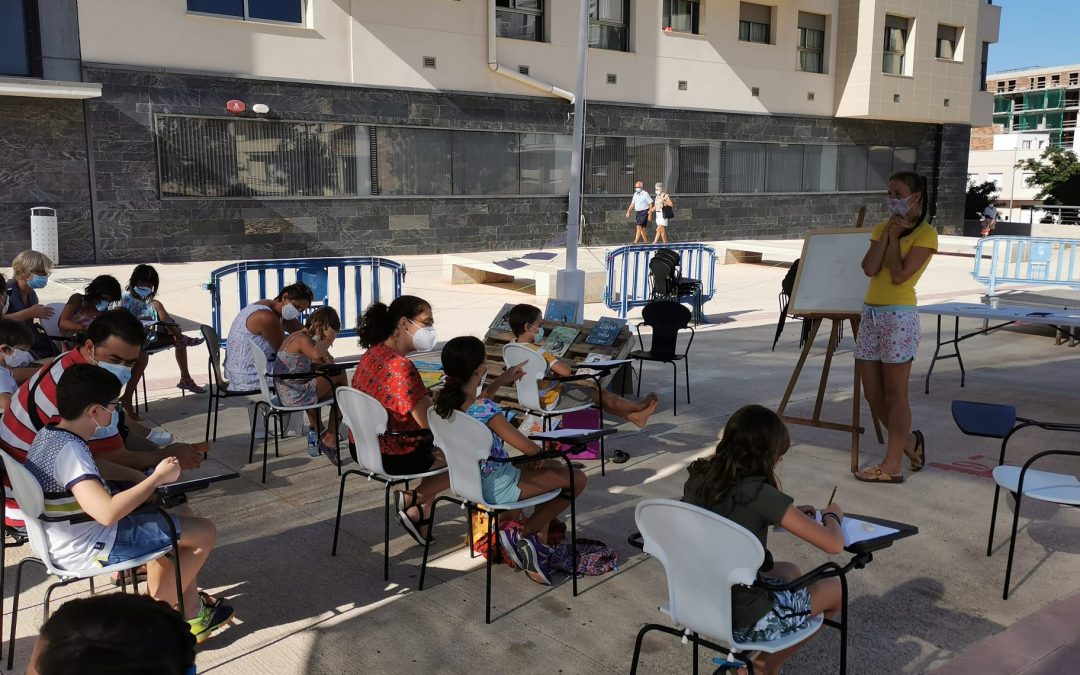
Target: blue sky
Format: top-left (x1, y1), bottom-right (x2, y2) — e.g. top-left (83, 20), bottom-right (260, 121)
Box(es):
top-left (988, 0), bottom-right (1080, 74)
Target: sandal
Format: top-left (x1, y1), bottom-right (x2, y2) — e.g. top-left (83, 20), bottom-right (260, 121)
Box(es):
top-left (112, 566), bottom-right (148, 587)
top-left (318, 440), bottom-right (340, 466)
top-left (177, 378), bottom-right (207, 394)
top-left (611, 449), bottom-right (631, 464)
top-left (853, 466), bottom-right (905, 484)
top-left (178, 334), bottom-right (205, 348)
top-left (395, 496), bottom-right (433, 546)
top-left (904, 430), bottom-right (926, 472)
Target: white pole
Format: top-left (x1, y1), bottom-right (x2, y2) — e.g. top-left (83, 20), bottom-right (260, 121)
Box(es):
top-left (555, 0), bottom-right (589, 323)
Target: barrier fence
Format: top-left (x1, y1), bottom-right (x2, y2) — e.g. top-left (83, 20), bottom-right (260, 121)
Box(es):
top-left (207, 257), bottom-right (406, 345)
top-left (604, 243), bottom-right (717, 318)
top-left (972, 236), bottom-right (1080, 296)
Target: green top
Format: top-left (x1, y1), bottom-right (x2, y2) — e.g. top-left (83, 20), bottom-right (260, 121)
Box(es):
top-left (682, 462), bottom-right (794, 630)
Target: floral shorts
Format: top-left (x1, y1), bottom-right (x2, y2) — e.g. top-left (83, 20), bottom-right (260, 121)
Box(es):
top-left (733, 577), bottom-right (814, 644)
top-left (855, 305), bottom-right (920, 364)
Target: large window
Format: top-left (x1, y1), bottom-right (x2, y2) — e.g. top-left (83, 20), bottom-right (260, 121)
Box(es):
top-left (883, 15), bottom-right (909, 75)
top-left (663, 0), bottom-right (700, 35)
top-left (936, 24), bottom-right (959, 60)
top-left (584, 137), bottom-right (723, 195)
top-left (187, 0), bottom-right (304, 24)
top-left (725, 143), bottom-right (838, 193)
top-left (797, 12), bottom-right (826, 74)
top-left (739, 2), bottom-right (772, 44)
top-left (0, 0), bottom-right (38, 78)
top-left (839, 145), bottom-right (917, 191)
top-left (590, 0), bottom-right (630, 51)
top-left (496, 1), bottom-right (544, 42)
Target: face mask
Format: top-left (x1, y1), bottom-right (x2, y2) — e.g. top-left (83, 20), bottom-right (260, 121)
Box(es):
top-left (95, 300), bottom-right (110, 313)
top-left (887, 195), bottom-right (914, 217)
top-left (408, 319), bottom-right (438, 352)
top-left (475, 367), bottom-right (488, 398)
top-left (28, 275), bottom-right (48, 289)
top-left (281, 303), bottom-right (302, 322)
top-left (533, 325), bottom-right (545, 344)
top-left (4, 348), bottom-right (32, 368)
top-left (91, 406), bottom-right (120, 439)
top-left (133, 286), bottom-right (154, 298)
top-left (98, 360), bottom-right (133, 386)
top-left (634, 187), bottom-right (642, 193)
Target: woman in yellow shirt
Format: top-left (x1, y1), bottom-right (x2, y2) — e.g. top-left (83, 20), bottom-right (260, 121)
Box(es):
top-left (854, 171), bottom-right (938, 484)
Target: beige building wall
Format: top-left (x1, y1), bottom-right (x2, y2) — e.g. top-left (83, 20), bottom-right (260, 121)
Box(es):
top-left (78, 0), bottom-right (996, 125)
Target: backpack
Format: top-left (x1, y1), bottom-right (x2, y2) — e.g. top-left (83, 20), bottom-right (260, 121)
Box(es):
top-left (548, 537), bottom-right (619, 576)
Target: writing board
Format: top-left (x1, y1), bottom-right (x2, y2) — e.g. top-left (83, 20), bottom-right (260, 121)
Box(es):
top-left (790, 228), bottom-right (873, 316)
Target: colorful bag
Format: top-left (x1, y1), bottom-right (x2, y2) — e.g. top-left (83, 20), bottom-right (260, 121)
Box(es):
top-left (548, 537), bottom-right (619, 576)
top-left (468, 510), bottom-right (519, 568)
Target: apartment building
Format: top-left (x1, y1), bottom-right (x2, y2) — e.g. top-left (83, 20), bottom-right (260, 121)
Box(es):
top-left (987, 64), bottom-right (1080, 150)
top-left (0, 0), bottom-right (1000, 264)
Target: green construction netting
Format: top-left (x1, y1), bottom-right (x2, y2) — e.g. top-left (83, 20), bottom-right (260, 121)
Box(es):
top-left (994, 97), bottom-right (1012, 113)
top-left (1024, 91), bottom-right (1046, 111)
top-left (1020, 112), bottom-right (1043, 130)
top-left (1046, 88), bottom-right (1065, 108)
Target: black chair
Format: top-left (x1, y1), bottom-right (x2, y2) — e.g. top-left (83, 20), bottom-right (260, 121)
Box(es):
top-left (201, 324), bottom-right (260, 442)
top-left (629, 301), bottom-right (695, 415)
top-left (649, 249), bottom-right (705, 322)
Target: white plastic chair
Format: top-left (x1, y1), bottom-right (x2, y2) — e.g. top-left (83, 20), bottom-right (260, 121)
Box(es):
top-left (0, 452), bottom-right (182, 670)
top-left (425, 410), bottom-right (566, 624)
top-left (990, 450), bottom-right (1080, 599)
top-left (630, 498), bottom-right (825, 675)
top-left (330, 387), bottom-right (447, 581)
top-left (246, 336), bottom-right (336, 483)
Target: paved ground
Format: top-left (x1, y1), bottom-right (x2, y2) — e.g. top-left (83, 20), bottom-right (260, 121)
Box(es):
top-left (4, 241), bottom-right (1079, 674)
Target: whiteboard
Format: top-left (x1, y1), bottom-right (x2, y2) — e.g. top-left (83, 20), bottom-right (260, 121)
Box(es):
top-left (789, 228), bottom-right (873, 316)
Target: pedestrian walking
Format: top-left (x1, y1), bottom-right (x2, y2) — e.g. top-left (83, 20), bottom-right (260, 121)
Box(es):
top-left (651, 183), bottom-right (674, 244)
top-left (625, 181), bottom-right (653, 244)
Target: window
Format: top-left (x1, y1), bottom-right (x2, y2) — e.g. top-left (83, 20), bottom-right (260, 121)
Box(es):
top-left (1052, 74), bottom-right (1060, 86)
top-left (936, 24), bottom-right (958, 60)
top-left (663, 0), bottom-right (700, 35)
top-left (839, 145), bottom-right (918, 191)
top-left (519, 133), bottom-right (573, 195)
top-left (797, 12), bottom-right (826, 73)
top-left (589, 0), bottom-right (630, 52)
top-left (496, 1), bottom-right (544, 42)
top-left (1037, 76), bottom-right (1046, 89)
top-left (1022, 139), bottom-right (1032, 149)
top-left (187, 0), bottom-right (304, 24)
top-left (0, 0), bottom-right (38, 77)
top-left (739, 2), bottom-right (771, 44)
top-left (726, 143), bottom-right (767, 192)
top-left (1070, 72), bottom-right (1078, 86)
top-left (996, 81), bottom-right (1004, 93)
top-left (883, 15), bottom-right (909, 75)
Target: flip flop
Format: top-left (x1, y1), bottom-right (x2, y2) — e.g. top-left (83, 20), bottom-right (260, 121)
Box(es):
top-left (611, 449), bottom-right (631, 464)
top-left (853, 466), bottom-right (905, 484)
top-left (904, 430), bottom-right (926, 472)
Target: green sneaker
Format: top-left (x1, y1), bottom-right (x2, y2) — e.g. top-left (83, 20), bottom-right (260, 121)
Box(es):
top-left (188, 599), bottom-right (235, 644)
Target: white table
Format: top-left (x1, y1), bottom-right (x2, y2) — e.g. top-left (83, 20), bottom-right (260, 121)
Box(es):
top-left (918, 302), bottom-right (1080, 393)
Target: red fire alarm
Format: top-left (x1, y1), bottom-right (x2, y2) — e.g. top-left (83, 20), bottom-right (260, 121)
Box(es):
top-left (226, 99), bottom-right (246, 114)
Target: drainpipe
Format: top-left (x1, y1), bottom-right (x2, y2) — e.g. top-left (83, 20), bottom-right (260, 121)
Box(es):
top-left (487, 3), bottom-right (574, 102)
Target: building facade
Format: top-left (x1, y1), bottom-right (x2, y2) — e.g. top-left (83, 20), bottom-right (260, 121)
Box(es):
top-left (1, 0), bottom-right (1000, 264)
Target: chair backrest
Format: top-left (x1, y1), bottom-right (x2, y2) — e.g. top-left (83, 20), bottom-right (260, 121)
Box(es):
top-left (635, 498), bottom-right (764, 645)
top-left (0, 451), bottom-right (65, 576)
top-left (641, 300), bottom-right (691, 357)
top-left (428, 409), bottom-right (494, 505)
top-left (244, 335), bottom-right (274, 403)
top-left (649, 255), bottom-right (678, 297)
top-left (502, 342), bottom-right (549, 412)
top-left (334, 386), bottom-right (391, 475)
top-left (201, 324), bottom-right (227, 387)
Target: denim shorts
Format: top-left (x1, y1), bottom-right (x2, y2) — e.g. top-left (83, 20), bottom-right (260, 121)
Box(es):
top-left (733, 576), bottom-right (814, 644)
top-left (104, 512), bottom-right (180, 566)
top-left (854, 305), bottom-right (921, 364)
top-left (481, 461), bottom-right (522, 505)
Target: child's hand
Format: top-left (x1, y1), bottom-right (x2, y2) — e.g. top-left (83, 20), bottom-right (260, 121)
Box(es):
top-left (822, 503), bottom-right (844, 522)
top-left (152, 456), bottom-right (181, 484)
top-left (796, 504), bottom-right (816, 517)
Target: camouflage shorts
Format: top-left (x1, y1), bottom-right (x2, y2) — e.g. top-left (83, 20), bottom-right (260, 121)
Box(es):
top-left (733, 577), bottom-right (814, 644)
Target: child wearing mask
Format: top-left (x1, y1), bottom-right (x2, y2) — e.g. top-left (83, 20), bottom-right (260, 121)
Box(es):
top-left (58, 276), bottom-right (123, 341)
top-left (0, 318), bottom-right (36, 414)
top-left (5, 250), bottom-right (57, 358)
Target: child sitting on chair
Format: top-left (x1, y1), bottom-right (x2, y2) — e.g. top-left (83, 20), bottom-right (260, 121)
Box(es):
top-left (682, 405), bottom-right (844, 675)
top-left (507, 303), bottom-right (658, 428)
top-left (0, 318), bottom-right (35, 412)
top-left (57, 275), bottom-right (122, 341)
top-left (434, 335), bottom-right (587, 586)
top-left (24, 364), bottom-right (233, 644)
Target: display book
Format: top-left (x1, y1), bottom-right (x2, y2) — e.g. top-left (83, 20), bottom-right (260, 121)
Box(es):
top-left (585, 317), bottom-right (627, 346)
top-left (541, 326), bottom-right (580, 357)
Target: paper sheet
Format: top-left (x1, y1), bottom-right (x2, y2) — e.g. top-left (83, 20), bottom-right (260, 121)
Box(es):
top-left (778, 512), bottom-right (899, 547)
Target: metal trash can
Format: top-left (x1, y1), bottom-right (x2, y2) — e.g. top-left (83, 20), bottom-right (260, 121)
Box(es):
top-left (30, 207), bottom-right (59, 263)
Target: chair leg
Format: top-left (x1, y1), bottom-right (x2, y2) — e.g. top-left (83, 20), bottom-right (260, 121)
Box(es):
top-left (987, 484), bottom-right (1002, 557)
top-left (131, 567), bottom-right (139, 595)
top-left (629, 624), bottom-right (667, 675)
top-left (204, 390), bottom-right (214, 443)
top-left (692, 633), bottom-right (699, 675)
top-left (684, 357), bottom-right (691, 405)
top-left (1003, 491), bottom-right (1023, 600)
top-left (261, 412), bottom-right (271, 484)
top-left (839, 570), bottom-right (849, 675)
top-left (636, 360), bottom-right (643, 397)
top-left (569, 470), bottom-right (579, 597)
top-left (671, 361), bottom-right (678, 416)
top-left (486, 511), bottom-right (499, 624)
top-left (248, 402), bottom-right (261, 464)
top-left (88, 576), bottom-right (95, 596)
top-left (272, 413), bottom-right (281, 458)
top-left (331, 471), bottom-right (356, 557)
top-left (383, 482), bottom-right (393, 581)
top-left (214, 395), bottom-right (223, 442)
top-left (142, 375), bottom-right (149, 413)
top-left (7, 559), bottom-right (33, 671)
top-left (418, 497), bottom-right (444, 591)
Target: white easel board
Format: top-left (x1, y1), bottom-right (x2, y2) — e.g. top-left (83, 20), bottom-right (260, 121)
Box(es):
top-left (790, 228), bottom-right (874, 316)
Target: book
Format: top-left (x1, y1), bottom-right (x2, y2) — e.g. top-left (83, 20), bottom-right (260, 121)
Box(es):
top-left (584, 316), bottom-right (627, 346)
top-left (545, 298), bottom-right (579, 324)
top-left (489, 303), bottom-right (516, 333)
top-left (542, 326), bottom-right (580, 357)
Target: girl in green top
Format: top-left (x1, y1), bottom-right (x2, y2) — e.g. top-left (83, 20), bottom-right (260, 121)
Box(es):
top-left (683, 405), bottom-right (844, 675)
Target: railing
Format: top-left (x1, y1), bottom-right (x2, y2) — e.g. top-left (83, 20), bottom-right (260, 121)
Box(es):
top-left (972, 236), bottom-right (1080, 295)
top-left (206, 257), bottom-right (406, 345)
top-left (604, 243), bottom-right (717, 317)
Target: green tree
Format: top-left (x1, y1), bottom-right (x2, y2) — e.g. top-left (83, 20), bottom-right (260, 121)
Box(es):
top-left (965, 179), bottom-right (998, 219)
top-left (1015, 146), bottom-right (1080, 205)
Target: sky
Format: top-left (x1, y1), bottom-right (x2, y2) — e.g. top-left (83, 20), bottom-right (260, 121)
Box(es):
top-left (988, 0), bottom-right (1080, 74)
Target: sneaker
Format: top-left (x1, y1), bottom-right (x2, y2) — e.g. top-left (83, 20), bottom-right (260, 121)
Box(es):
top-left (188, 599), bottom-right (235, 644)
top-left (516, 535), bottom-right (552, 586)
top-left (498, 527), bottom-right (526, 570)
top-left (177, 378), bottom-right (207, 394)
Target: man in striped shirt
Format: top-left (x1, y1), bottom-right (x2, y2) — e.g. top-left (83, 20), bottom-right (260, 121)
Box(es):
top-left (2, 310), bottom-right (204, 527)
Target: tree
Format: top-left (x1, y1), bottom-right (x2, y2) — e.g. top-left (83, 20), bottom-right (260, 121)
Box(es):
top-left (965, 179), bottom-right (998, 219)
top-left (1015, 146), bottom-right (1080, 206)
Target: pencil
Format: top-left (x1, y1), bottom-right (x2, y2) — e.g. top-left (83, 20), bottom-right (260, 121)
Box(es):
top-left (826, 485), bottom-right (837, 507)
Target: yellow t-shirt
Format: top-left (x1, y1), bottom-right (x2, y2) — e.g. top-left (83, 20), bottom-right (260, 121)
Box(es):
top-left (864, 220), bottom-right (938, 306)
top-left (520, 342), bottom-right (561, 407)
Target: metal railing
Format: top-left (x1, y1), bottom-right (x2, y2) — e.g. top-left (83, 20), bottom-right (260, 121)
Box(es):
top-left (972, 236), bottom-right (1080, 295)
top-left (604, 243), bottom-right (717, 317)
top-left (206, 256), bottom-right (406, 345)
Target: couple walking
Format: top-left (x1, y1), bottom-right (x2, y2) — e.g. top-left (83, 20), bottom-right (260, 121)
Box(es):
top-left (626, 181), bottom-right (674, 244)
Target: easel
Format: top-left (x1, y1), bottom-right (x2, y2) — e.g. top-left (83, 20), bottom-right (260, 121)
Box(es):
top-left (776, 208), bottom-right (883, 473)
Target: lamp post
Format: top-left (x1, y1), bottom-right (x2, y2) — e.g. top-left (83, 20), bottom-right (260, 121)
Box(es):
top-left (554, 0), bottom-right (590, 323)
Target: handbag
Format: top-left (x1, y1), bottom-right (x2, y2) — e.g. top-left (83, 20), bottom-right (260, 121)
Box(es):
top-left (661, 203), bottom-right (675, 220)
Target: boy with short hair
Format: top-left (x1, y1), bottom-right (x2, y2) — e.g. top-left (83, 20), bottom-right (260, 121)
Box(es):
top-left (0, 318), bottom-right (36, 412)
top-left (23, 364), bottom-right (233, 643)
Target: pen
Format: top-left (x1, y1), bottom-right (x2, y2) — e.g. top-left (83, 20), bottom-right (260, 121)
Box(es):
top-left (826, 485), bottom-right (837, 507)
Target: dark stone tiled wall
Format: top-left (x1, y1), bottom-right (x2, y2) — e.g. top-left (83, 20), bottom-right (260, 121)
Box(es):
top-left (0, 97), bottom-right (94, 265)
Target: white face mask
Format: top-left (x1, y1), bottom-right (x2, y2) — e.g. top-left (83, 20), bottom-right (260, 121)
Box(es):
top-left (475, 366), bottom-right (488, 398)
top-left (887, 195), bottom-right (914, 217)
top-left (281, 302), bottom-right (302, 322)
top-left (408, 319), bottom-right (438, 352)
top-left (4, 348), bottom-right (33, 369)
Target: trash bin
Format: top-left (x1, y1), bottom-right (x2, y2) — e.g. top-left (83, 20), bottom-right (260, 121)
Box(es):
top-left (30, 207), bottom-right (59, 263)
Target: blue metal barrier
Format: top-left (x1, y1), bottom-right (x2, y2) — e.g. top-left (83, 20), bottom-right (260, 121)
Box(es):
top-left (972, 236), bottom-right (1080, 295)
top-left (207, 257), bottom-right (406, 345)
top-left (604, 243), bottom-right (717, 318)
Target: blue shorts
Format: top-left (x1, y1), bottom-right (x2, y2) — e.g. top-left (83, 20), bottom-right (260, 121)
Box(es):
top-left (481, 461), bottom-right (522, 505)
top-left (104, 512), bottom-right (180, 566)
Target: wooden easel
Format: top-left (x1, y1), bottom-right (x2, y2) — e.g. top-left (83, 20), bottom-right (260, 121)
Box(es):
top-left (776, 208), bottom-right (883, 473)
